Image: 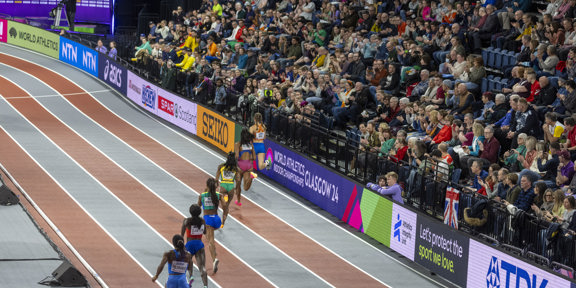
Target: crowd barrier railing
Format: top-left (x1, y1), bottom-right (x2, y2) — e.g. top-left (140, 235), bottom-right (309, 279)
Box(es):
top-left (5, 20), bottom-right (576, 286)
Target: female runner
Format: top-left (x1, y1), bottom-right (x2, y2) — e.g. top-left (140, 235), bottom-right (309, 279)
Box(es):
top-left (197, 177), bottom-right (225, 273)
top-left (152, 234), bottom-right (193, 287)
top-left (181, 204), bottom-right (208, 288)
top-left (215, 152), bottom-right (239, 227)
top-left (235, 128), bottom-right (257, 206)
top-left (249, 112), bottom-right (271, 170)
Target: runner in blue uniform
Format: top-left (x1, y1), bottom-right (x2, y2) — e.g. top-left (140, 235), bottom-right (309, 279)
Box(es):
top-left (152, 234), bottom-right (193, 288)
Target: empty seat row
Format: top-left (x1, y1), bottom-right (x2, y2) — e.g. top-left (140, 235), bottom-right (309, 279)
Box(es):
top-left (482, 47), bottom-right (519, 70)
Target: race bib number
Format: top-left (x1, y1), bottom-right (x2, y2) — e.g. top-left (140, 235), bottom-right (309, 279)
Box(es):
top-left (256, 132), bottom-right (265, 139)
top-left (204, 196), bottom-right (214, 207)
top-left (171, 261), bottom-right (188, 274)
top-left (222, 170), bottom-right (235, 180)
top-left (190, 225), bottom-right (204, 236)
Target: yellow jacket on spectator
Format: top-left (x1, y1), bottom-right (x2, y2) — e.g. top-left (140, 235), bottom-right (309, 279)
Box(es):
top-left (178, 35), bottom-right (199, 56)
top-left (176, 54), bottom-right (195, 71)
top-left (516, 25), bottom-right (534, 41)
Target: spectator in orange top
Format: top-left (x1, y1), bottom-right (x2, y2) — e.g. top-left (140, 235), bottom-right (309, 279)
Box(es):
top-left (431, 115), bottom-right (455, 147)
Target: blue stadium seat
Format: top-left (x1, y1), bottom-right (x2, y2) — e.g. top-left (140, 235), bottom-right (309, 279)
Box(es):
top-left (499, 78), bottom-right (509, 91)
top-left (549, 76), bottom-right (559, 89)
top-left (494, 51), bottom-right (504, 69)
top-left (488, 48), bottom-right (501, 68)
top-left (482, 77), bottom-right (488, 93)
top-left (482, 47), bottom-right (492, 67)
top-left (488, 76), bottom-right (500, 91)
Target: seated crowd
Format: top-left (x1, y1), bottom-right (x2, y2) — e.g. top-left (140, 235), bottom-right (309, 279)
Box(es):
top-left (115, 0), bottom-right (576, 231)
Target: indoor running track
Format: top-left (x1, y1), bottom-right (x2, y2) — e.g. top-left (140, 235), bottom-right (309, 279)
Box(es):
top-left (0, 44), bottom-right (452, 288)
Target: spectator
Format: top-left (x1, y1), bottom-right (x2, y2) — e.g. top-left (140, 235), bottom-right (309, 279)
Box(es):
top-left (532, 188), bottom-right (556, 217)
top-left (504, 175), bottom-right (536, 212)
top-left (108, 41), bottom-right (117, 60)
top-left (556, 150), bottom-right (575, 188)
top-left (542, 112), bottom-right (565, 143)
top-left (161, 60), bottom-right (178, 91)
top-left (377, 172), bottom-right (404, 204)
top-left (95, 39), bottom-right (108, 54)
top-left (536, 142), bottom-right (562, 187)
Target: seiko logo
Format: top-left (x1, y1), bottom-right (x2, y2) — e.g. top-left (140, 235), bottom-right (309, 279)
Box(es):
top-left (202, 113), bottom-right (228, 146)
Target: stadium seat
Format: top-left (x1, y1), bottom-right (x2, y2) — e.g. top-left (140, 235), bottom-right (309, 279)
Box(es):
top-left (494, 50), bottom-right (504, 69)
top-left (549, 76), bottom-right (559, 89)
top-left (482, 47), bottom-right (492, 67)
top-left (488, 48), bottom-right (501, 68)
top-left (451, 169), bottom-right (461, 186)
top-left (499, 78), bottom-right (509, 91)
top-left (489, 76), bottom-right (501, 92)
top-left (481, 77), bottom-right (488, 93)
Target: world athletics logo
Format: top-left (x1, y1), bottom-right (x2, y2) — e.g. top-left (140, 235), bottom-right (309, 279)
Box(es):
top-left (393, 214), bottom-right (402, 242)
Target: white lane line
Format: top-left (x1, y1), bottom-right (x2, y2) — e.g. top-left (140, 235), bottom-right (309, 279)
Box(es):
top-left (0, 63), bottom-right (295, 288)
top-left (0, 162), bottom-right (110, 288)
top-left (2, 48), bottom-right (448, 287)
top-left (0, 121), bottom-right (162, 287)
top-left (8, 57), bottom-right (388, 288)
top-left (1, 90), bottom-right (111, 99)
top-left (0, 74), bottom-right (228, 288)
top-left (0, 84), bottom-right (165, 288)
top-left (0, 61), bottom-right (330, 288)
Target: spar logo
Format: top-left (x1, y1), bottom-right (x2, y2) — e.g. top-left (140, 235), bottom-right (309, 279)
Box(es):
top-left (394, 214), bottom-right (402, 242)
top-left (103, 59), bottom-right (123, 88)
top-left (485, 256), bottom-right (549, 288)
top-left (142, 85), bottom-right (156, 109)
top-left (158, 95), bottom-right (174, 116)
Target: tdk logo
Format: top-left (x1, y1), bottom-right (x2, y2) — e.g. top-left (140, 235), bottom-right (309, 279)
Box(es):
top-left (141, 85), bottom-right (156, 109)
top-left (486, 256), bottom-right (549, 288)
top-left (394, 214), bottom-right (402, 242)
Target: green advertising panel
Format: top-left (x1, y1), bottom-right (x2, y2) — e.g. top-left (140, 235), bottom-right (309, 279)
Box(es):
top-left (7, 21), bottom-right (59, 58)
top-left (360, 189), bottom-right (393, 246)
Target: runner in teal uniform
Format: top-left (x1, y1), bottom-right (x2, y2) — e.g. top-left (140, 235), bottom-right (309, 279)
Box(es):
top-left (197, 177), bottom-right (225, 274)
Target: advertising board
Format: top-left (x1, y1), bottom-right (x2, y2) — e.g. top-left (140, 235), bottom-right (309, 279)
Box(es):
top-left (6, 21), bottom-right (59, 58)
top-left (59, 36), bottom-right (98, 76)
top-left (415, 214), bottom-right (469, 287)
top-left (126, 71), bottom-right (157, 114)
top-left (467, 239), bottom-right (573, 288)
top-left (260, 139), bottom-right (361, 221)
top-left (0, 19), bottom-right (7, 43)
top-left (157, 88), bottom-right (197, 135)
top-left (360, 189), bottom-right (392, 246)
top-left (389, 203), bottom-right (418, 261)
top-left (196, 106), bottom-right (234, 152)
top-left (98, 56), bottom-right (127, 95)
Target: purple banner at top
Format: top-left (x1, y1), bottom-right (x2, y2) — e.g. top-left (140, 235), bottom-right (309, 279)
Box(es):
top-left (260, 139), bottom-right (359, 220)
top-left (0, 3), bottom-right (111, 24)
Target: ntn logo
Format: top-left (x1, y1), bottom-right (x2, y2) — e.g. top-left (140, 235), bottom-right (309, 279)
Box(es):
top-left (82, 51), bottom-right (97, 71)
top-left (61, 43), bottom-right (77, 61)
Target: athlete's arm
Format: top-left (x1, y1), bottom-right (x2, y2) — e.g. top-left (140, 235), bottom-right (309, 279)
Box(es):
top-left (181, 218), bottom-right (188, 240)
top-left (152, 251), bottom-right (169, 282)
top-left (215, 164), bottom-right (222, 186)
top-left (197, 195), bottom-right (202, 207)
